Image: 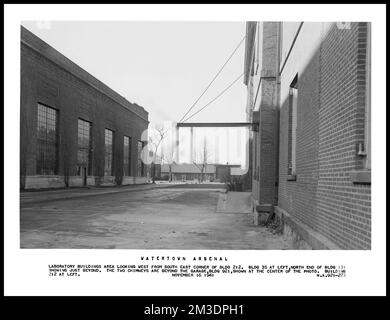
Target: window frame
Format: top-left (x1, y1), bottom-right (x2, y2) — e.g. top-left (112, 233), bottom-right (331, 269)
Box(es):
top-left (287, 75), bottom-right (298, 180)
top-left (350, 23), bottom-right (371, 185)
top-left (137, 140), bottom-right (145, 177)
top-left (104, 128), bottom-right (114, 176)
top-left (365, 23), bottom-right (371, 170)
top-left (36, 103), bottom-right (59, 175)
top-left (123, 135), bottom-right (132, 176)
top-left (77, 118), bottom-right (93, 176)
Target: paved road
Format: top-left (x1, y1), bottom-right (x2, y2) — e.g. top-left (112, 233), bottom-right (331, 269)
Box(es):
top-left (20, 187), bottom-right (292, 250)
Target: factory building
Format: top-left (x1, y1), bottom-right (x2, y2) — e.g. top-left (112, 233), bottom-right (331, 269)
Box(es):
top-left (245, 22), bottom-right (371, 249)
top-left (20, 26), bottom-right (149, 189)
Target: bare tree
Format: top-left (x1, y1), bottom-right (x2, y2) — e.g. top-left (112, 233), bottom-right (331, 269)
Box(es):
top-left (160, 139), bottom-right (176, 182)
top-left (148, 124), bottom-right (168, 183)
top-left (193, 137), bottom-right (212, 183)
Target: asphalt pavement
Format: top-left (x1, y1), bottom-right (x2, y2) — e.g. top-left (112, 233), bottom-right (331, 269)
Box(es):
top-left (20, 185), bottom-right (292, 250)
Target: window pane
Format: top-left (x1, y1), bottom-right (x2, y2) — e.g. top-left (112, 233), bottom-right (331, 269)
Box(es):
top-left (77, 119), bottom-right (92, 176)
top-left (137, 140), bottom-right (144, 177)
top-left (288, 78), bottom-right (298, 176)
top-left (123, 136), bottom-right (131, 176)
top-left (36, 103), bottom-right (58, 175)
top-left (291, 87), bottom-right (297, 174)
top-left (104, 129), bottom-right (114, 176)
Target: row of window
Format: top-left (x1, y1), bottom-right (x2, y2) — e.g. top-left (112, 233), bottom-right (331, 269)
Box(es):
top-left (36, 103), bottom-right (145, 177)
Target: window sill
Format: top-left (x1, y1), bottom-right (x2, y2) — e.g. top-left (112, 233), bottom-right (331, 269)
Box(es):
top-left (287, 174), bottom-right (297, 181)
top-left (349, 170), bottom-right (371, 185)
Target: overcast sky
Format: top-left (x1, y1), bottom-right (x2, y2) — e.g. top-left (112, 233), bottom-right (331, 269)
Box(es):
top-left (22, 21), bottom-right (248, 165)
top-left (22, 21), bottom-right (247, 124)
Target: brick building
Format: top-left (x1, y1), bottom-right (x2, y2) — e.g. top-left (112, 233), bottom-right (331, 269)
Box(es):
top-left (245, 22), bottom-right (371, 249)
top-left (160, 163), bottom-right (240, 182)
top-left (20, 26), bottom-right (149, 189)
top-left (160, 163), bottom-right (217, 182)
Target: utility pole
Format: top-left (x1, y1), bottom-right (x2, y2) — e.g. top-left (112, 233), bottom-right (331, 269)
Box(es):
top-left (190, 127), bottom-right (194, 163)
top-left (175, 126), bottom-right (179, 163)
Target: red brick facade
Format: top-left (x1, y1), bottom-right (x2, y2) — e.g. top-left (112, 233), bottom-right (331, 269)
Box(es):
top-left (315, 22), bottom-right (371, 249)
top-left (20, 27), bottom-right (149, 189)
top-left (245, 22), bottom-right (371, 249)
top-left (245, 22), bottom-right (280, 209)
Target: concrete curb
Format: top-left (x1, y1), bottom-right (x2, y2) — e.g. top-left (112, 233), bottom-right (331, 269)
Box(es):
top-left (20, 184), bottom-right (175, 205)
top-left (20, 184), bottom-right (228, 205)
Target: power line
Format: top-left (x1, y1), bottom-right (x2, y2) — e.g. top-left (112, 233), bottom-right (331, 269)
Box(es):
top-left (178, 35), bottom-right (246, 123)
top-left (181, 72), bottom-right (244, 123)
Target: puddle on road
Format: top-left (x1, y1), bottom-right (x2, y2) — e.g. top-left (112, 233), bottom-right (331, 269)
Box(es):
top-left (188, 231), bottom-right (209, 237)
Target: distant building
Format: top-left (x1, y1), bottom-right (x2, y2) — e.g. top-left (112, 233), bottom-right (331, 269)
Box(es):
top-left (20, 26), bottom-right (149, 189)
top-left (160, 163), bottom-right (241, 182)
top-left (215, 164), bottom-right (241, 182)
top-left (244, 22), bottom-right (371, 249)
top-left (161, 163), bottom-right (216, 182)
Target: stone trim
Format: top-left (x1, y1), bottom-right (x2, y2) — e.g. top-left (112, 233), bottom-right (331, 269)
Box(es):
top-left (349, 170), bottom-right (371, 185)
top-left (287, 174), bottom-right (297, 181)
top-left (23, 175), bottom-right (148, 189)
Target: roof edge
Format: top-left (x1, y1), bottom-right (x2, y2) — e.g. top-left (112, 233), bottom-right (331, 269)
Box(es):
top-left (21, 26), bottom-right (149, 122)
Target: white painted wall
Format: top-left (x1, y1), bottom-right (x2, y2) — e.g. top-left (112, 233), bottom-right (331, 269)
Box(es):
top-left (280, 22), bottom-right (334, 105)
top-left (280, 22), bottom-right (302, 69)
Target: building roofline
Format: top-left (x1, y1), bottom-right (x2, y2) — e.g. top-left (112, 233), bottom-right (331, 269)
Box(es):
top-left (21, 26), bottom-right (149, 122)
top-left (160, 163), bottom-right (242, 174)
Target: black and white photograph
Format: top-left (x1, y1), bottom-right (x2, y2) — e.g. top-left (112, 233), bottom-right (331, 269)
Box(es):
top-left (4, 4), bottom-right (386, 297)
top-left (19, 20), bottom-right (371, 250)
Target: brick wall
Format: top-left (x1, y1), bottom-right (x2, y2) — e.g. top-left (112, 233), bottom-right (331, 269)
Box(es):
top-left (277, 22), bottom-right (371, 249)
top-left (249, 22), bottom-right (280, 207)
top-left (278, 42), bottom-right (321, 234)
top-left (20, 27), bottom-right (149, 189)
top-left (257, 77), bottom-right (279, 205)
top-left (316, 22), bottom-right (371, 249)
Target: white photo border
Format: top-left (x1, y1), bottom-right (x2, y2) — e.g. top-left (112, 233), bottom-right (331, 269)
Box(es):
top-left (4, 3), bottom-right (386, 296)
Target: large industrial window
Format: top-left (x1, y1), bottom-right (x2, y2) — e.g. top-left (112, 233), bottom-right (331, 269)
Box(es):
top-left (137, 140), bottom-right (144, 177)
top-left (77, 119), bottom-right (92, 176)
top-left (104, 128), bottom-right (114, 176)
top-left (287, 75), bottom-right (298, 178)
top-left (36, 103), bottom-right (58, 175)
top-left (123, 136), bottom-right (131, 176)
